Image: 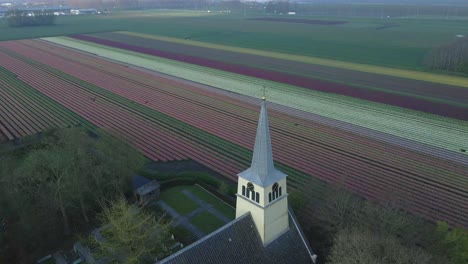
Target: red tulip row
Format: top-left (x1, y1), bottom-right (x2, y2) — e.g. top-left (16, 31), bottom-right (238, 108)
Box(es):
top-left (0, 40), bottom-right (467, 227)
top-left (0, 45), bottom-right (248, 180)
top-left (0, 61), bottom-right (94, 141)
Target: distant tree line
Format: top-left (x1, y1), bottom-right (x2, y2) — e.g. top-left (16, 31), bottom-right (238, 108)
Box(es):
top-left (425, 37), bottom-right (468, 74)
top-left (6, 9), bottom-right (55, 27)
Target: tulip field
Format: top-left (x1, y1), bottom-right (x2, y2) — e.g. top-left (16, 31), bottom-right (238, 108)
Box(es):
top-left (0, 38), bottom-right (467, 228)
top-left (70, 32), bottom-right (468, 119)
top-left (44, 36), bottom-right (468, 155)
top-left (0, 66), bottom-right (94, 141)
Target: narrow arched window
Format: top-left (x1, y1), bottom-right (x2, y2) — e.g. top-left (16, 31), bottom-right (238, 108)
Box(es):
top-left (247, 182), bottom-right (254, 200)
top-left (273, 183), bottom-right (279, 192)
top-left (272, 182), bottom-right (279, 200)
top-left (247, 182), bottom-right (254, 192)
top-left (255, 192), bottom-right (260, 203)
top-left (242, 185), bottom-right (246, 196)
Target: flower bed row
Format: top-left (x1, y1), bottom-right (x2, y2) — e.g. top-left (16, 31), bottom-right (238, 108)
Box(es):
top-left (70, 34), bottom-right (468, 120)
top-left (88, 31), bottom-right (468, 106)
top-left (0, 64), bottom-right (93, 140)
top-left (43, 36), bottom-right (468, 155)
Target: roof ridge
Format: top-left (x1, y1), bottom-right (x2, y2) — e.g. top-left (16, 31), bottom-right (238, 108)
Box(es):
top-left (157, 212), bottom-right (252, 264)
top-left (288, 209), bottom-right (317, 263)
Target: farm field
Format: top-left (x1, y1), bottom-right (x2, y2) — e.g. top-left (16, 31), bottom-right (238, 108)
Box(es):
top-left (1, 10), bottom-right (468, 70)
top-left (0, 39), bottom-right (467, 228)
top-left (44, 36), bottom-right (468, 156)
top-left (0, 67), bottom-right (94, 143)
top-left (69, 32), bottom-right (468, 119)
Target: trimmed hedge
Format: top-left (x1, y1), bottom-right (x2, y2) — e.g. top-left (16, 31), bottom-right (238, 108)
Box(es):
top-left (140, 169), bottom-right (236, 206)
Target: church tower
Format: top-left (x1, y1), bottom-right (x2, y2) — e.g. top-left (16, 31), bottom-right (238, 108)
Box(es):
top-left (235, 98), bottom-right (289, 246)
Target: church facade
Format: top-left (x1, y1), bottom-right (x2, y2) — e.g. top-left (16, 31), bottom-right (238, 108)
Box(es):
top-left (159, 99), bottom-right (316, 264)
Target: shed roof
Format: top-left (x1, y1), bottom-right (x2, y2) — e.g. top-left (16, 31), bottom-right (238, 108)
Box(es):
top-left (132, 175), bottom-right (159, 195)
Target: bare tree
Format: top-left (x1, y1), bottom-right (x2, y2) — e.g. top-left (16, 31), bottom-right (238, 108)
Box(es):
top-left (88, 198), bottom-right (173, 264)
top-left (327, 227), bottom-right (432, 264)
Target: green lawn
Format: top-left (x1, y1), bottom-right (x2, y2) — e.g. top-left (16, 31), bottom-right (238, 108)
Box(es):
top-left (189, 211), bottom-right (226, 234)
top-left (160, 186), bottom-right (199, 215)
top-left (160, 184), bottom-right (235, 235)
top-left (160, 185), bottom-right (235, 219)
top-left (189, 185), bottom-right (235, 219)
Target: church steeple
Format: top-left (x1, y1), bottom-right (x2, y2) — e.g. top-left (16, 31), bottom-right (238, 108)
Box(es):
top-left (235, 99), bottom-right (289, 246)
top-left (238, 99), bottom-right (287, 187)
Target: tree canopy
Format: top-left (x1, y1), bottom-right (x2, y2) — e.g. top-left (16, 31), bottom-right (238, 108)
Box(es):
top-left (0, 128), bottom-right (145, 263)
top-left (87, 198), bottom-right (173, 264)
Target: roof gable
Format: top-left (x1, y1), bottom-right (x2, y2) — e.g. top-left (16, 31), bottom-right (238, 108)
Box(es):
top-left (158, 211), bottom-right (315, 264)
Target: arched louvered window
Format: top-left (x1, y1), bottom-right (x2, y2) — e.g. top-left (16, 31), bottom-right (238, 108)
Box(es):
top-left (246, 182), bottom-right (254, 200)
top-left (269, 182), bottom-right (281, 203)
top-left (245, 182), bottom-right (260, 203)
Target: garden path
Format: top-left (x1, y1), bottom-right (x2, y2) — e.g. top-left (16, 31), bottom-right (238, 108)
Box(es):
top-left (158, 188), bottom-right (232, 240)
top-left (182, 189), bottom-right (231, 224)
top-left (158, 200), bottom-right (204, 239)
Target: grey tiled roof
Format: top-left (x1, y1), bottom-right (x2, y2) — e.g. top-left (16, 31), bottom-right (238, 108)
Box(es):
top-left (158, 211), bottom-right (316, 264)
top-left (238, 100), bottom-right (287, 187)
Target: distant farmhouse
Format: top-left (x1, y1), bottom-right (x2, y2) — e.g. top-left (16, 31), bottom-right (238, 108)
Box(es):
top-left (0, 6), bottom-right (72, 16)
top-left (157, 99), bottom-right (317, 264)
top-left (0, 6), bottom-right (101, 17)
top-left (71, 8), bottom-right (98, 15)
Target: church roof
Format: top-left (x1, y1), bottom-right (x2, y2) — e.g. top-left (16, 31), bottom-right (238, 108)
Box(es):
top-left (238, 100), bottom-right (287, 187)
top-left (158, 210), bottom-right (316, 264)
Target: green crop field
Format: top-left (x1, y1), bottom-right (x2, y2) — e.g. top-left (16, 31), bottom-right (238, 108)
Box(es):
top-left (1, 9), bottom-right (467, 70)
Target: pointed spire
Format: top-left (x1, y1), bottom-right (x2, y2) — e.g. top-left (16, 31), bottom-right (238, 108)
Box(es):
top-left (238, 99), bottom-right (287, 187)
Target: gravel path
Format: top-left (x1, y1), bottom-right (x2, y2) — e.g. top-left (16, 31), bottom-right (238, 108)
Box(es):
top-left (182, 189), bottom-right (231, 224)
top-left (158, 200), bottom-right (205, 239)
top-left (158, 188), bottom-right (232, 240)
